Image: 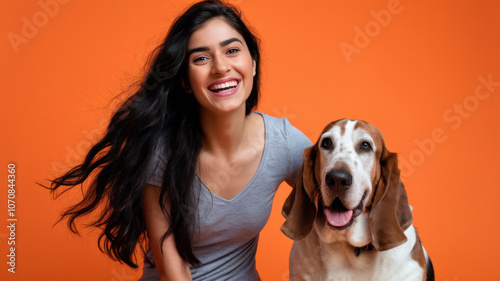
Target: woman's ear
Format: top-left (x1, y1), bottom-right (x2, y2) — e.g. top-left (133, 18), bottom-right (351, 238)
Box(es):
top-left (252, 59), bottom-right (256, 77)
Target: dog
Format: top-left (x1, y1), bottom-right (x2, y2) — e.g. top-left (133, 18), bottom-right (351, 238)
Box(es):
top-left (281, 119), bottom-right (434, 281)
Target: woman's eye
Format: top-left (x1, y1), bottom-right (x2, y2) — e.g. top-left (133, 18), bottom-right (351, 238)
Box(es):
top-left (321, 138), bottom-right (333, 149)
top-left (227, 48), bottom-right (239, 54)
top-left (193, 56), bottom-right (208, 63)
top-left (360, 142), bottom-right (372, 151)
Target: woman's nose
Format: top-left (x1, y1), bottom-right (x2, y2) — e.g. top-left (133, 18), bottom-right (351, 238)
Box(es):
top-left (211, 55), bottom-right (230, 74)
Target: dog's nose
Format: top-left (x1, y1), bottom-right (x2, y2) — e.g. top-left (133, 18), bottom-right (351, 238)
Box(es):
top-left (325, 169), bottom-right (352, 190)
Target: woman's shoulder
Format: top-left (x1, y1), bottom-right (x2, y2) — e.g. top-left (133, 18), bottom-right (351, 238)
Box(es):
top-left (254, 112), bottom-right (312, 179)
top-left (255, 112), bottom-right (293, 134)
top-left (254, 112), bottom-right (312, 163)
top-left (254, 112), bottom-right (310, 141)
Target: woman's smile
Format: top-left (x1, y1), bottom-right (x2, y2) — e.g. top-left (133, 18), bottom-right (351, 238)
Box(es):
top-left (208, 78), bottom-right (240, 97)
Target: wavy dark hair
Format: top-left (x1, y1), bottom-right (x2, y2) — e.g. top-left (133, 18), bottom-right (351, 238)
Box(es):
top-left (45, 0), bottom-right (260, 268)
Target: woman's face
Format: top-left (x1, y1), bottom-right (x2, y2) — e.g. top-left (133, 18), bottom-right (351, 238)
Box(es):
top-left (186, 17), bottom-right (256, 115)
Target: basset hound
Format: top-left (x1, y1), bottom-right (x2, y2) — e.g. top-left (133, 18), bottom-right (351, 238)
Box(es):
top-left (281, 119), bottom-right (434, 281)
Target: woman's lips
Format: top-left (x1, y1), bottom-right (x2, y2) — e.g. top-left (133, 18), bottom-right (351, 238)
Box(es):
top-left (207, 79), bottom-right (240, 97)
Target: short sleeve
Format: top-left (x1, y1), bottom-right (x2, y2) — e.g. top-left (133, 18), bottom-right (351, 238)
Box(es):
top-left (284, 119), bottom-right (312, 184)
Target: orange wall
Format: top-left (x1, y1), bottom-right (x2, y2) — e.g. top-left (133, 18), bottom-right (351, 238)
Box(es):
top-left (1, 0), bottom-right (500, 280)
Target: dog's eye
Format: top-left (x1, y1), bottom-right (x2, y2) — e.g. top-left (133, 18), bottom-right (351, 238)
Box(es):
top-left (360, 142), bottom-right (372, 151)
top-left (321, 138), bottom-right (333, 149)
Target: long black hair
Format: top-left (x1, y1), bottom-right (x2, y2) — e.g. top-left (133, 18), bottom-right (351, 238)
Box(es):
top-left (45, 0), bottom-right (261, 268)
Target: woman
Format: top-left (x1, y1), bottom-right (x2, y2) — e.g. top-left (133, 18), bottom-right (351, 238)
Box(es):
top-left (47, 1), bottom-right (311, 280)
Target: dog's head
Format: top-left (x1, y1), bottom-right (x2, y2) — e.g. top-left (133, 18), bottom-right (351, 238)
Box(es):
top-left (281, 119), bottom-right (412, 251)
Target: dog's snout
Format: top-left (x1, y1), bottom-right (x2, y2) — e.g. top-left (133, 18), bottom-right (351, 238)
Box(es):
top-left (325, 169), bottom-right (352, 190)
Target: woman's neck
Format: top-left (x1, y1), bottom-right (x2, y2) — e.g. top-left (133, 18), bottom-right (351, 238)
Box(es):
top-left (199, 107), bottom-right (250, 157)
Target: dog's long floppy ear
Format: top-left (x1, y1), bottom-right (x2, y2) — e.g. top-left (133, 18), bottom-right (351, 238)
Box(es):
top-left (369, 149), bottom-right (413, 251)
top-left (281, 146), bottom-right (318, 240)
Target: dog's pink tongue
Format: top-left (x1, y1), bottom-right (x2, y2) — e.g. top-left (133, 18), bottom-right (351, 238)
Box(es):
top-left (324, 208), bottom-right (353, 227)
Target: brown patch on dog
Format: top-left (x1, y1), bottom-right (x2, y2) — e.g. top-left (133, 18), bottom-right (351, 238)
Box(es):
top-left (411, 232), bottom-right (427, 280)
top-left (320, 121), bottom-right (336, 135)
top-left (340, 120), bottom-right (347, 136)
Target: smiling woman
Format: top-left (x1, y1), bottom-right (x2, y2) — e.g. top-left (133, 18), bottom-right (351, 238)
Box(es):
top-left (44, 1), bottom-right (310, 281)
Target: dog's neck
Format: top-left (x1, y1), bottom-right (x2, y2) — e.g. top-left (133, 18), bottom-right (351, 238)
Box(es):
top-left (309, 228), bottom-right (375, 259)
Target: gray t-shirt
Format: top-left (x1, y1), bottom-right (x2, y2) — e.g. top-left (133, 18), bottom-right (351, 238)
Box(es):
top-left (140, 112), bottom-right (311, 281)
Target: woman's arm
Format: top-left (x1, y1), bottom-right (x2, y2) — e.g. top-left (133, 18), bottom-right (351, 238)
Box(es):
top-left (143, 184), bottom-right (192, 281)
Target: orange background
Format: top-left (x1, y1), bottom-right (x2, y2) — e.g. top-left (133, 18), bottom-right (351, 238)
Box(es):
top-left (1, 0), bottom-right (500, 280)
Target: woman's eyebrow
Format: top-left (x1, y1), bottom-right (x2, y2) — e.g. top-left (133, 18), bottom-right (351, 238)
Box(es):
top-left (187, 46), bottom-right (209, 57)
top-left (187, 38), bottom-right (243, 56)
top-left (220, 37), bottom-right (243, 47)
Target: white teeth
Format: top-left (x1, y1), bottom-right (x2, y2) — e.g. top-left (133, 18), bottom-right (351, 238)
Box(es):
top-left (209, 80), bottom-right (238, 91)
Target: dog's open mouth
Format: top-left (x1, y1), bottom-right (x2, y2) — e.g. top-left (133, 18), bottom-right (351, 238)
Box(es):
top-left (322, 193), bottom-right (365, 230)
